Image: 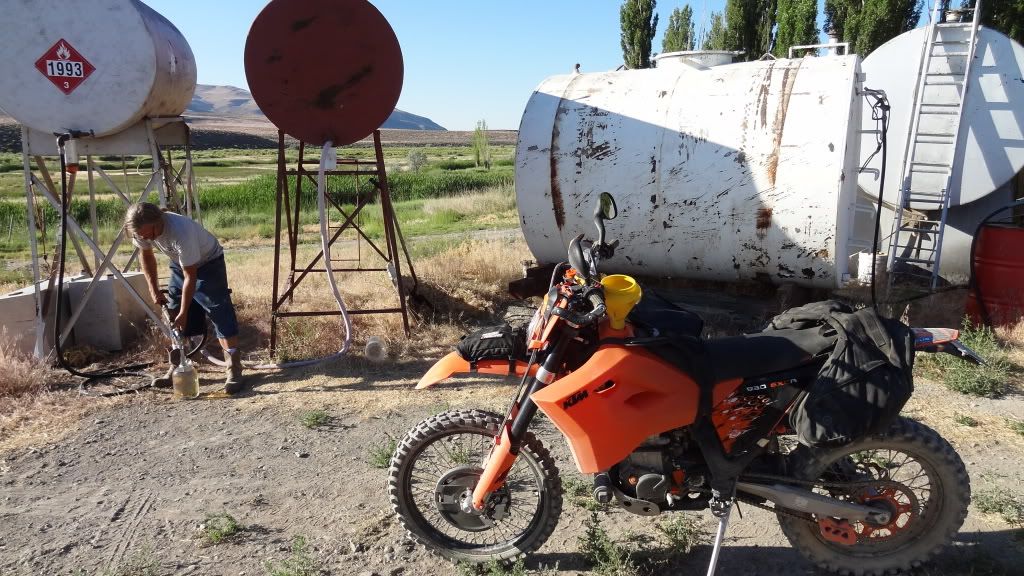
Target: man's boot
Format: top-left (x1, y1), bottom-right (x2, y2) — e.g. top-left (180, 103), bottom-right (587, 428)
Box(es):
top-left (153, 365), bottom-right (175, 388)
top-left (153, 348), bottom-right (182, 388)
top-left (224, 349), bottom-right (246, 394)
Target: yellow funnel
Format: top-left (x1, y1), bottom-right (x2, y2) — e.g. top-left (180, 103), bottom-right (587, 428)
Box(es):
top-left (601, 275), bottom-right (642, 329)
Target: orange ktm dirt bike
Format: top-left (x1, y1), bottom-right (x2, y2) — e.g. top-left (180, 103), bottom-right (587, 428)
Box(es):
top-left (389, 193), bottom-right (982, 576)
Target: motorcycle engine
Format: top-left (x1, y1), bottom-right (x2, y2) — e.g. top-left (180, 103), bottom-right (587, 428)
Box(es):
top-left (616, 437), bottom-right (672, 502)
top-left (614, 433), bottom-right (706, 508)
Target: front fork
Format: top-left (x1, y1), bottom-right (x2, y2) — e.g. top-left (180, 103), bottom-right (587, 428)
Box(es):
top-left (470, 335), bottom-right (570, 510)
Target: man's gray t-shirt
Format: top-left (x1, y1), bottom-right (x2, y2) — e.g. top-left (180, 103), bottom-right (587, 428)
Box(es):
top-left (133, 212), bottom-right (223, 268)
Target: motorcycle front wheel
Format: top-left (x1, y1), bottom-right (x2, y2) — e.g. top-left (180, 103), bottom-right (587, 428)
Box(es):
top-left (388, 409), bottom-right (562, 563)
top-left (778, 417), bottom-right (970, 575)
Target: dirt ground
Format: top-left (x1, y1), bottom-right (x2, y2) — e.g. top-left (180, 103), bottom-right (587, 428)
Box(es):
top-left (2, 301), bottom-right (1024, 576)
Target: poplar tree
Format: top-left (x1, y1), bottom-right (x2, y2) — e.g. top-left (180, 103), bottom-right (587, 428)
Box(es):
top-left (620, 0), bottom-right (659, 69)
top-left (824, 0), bottom-right (922, 55)
top-left (774, 0), bottom-right (818, 57)
top-left (472, 120), bottom-right (490, 169)
top-left (702, 12), bottom-right (729, 50)
top-left (722, 0), bottom-right (778, 61)
top-left (662, 5), bottom-right (696, 53)
top-left (968, 0), bottom-right (1024, 45)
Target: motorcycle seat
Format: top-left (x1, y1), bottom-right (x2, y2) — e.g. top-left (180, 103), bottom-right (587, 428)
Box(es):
top-left (703, 327), bottom-right (837, 381)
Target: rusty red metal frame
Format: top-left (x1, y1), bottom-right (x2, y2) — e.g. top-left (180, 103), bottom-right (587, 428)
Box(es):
top-left (269, 129), bottom-right (413, 355)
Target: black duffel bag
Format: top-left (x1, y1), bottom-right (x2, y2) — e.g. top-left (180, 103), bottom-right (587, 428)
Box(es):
top-left (456, 324), bottom-right (528, 370)
top-left (769, 302), bottom-right (915, 448)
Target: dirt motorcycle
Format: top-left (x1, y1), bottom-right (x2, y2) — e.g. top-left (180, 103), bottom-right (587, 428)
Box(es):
top-left (388, 193), bottom-right (982, 575)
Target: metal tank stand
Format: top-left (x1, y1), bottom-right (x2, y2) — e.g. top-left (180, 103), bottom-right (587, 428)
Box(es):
top-left (269, 129), bottom-right (415, 356)
top-left (19, 116), bottom-right (197, 358)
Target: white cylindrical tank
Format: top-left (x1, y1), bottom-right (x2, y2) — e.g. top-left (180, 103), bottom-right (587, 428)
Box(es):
top-left (516, 56), bottom-right (864, 288)
top-left (653, 51), bottom-right (738, 68)
top-left (858, 26), bottom-right (1024, 207)
top-left (0, 0), bottom-right (196, 137)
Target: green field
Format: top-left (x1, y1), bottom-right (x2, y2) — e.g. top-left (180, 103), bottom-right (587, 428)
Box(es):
top-left (0, 145), bottom-right (517, 262)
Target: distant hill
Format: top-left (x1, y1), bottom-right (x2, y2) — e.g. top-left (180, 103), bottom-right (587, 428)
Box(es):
top-left (189, 84), bottom-right (446, 131)
top-left (0, 84), bottom-right (490, 151)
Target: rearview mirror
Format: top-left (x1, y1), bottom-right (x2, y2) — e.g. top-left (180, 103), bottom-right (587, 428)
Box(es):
top-left (598, 192), bottom-right (618, 220)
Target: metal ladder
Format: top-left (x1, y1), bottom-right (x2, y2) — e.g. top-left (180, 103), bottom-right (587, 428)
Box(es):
top-left (887, 0), bottom-right (982, 289)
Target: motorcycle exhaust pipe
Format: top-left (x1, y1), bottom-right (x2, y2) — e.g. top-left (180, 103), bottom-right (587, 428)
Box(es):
top-left (736, 481), bottom-right (891, 525)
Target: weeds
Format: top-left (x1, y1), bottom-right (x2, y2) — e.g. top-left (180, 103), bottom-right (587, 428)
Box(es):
top-left (656, 514), bottom-right (709, 554)
top-left (456, 558), bottom-right (527, 576)
top-left (98, 545), bottom-right (160, 576)
top-left (578, 511), bottom-right (640, 576)
top-left (563, 475), bottom-right (601, 511)
top-left (368, 436), bottom-right (398, 469)
top-left (919, 319), bottom-right (1012, 397)
top-left (200, 512), bottom-right (244, 545)
top-left (1007, 419), bottom-right (1024, 437)
top-left (299, 408), bottom-right (329, 429)
top-left (264, 535), bottom-right (321, 576)
top-left (974, 487), bottom-right (1024, 527)
top-left (953, 412), bottom-right (980, 427)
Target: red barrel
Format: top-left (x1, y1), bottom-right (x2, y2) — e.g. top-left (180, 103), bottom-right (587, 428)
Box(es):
top-left (967, 223), bottom-right (1024, 326)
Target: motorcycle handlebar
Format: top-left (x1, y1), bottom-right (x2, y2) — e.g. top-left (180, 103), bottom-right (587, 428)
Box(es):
top-left (552, 288), bottom-right (606, 327)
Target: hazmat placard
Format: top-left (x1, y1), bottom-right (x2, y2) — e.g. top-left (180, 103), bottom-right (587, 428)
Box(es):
top-left (34, 39), bottom-right (95, 95)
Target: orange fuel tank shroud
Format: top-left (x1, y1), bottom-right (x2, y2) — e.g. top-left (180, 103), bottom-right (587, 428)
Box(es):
top-left (531, 344), bottom-right (701, 473)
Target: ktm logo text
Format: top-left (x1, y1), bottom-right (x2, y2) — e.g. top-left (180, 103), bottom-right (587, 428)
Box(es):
top-left (562, 390), bottom-right (588, 410)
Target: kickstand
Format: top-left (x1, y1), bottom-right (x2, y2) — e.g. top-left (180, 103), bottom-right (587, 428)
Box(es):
top-left (705, 501), bottom-right (733, 576)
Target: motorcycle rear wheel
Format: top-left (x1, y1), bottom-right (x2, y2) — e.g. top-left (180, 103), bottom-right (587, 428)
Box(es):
top-left (388, 409), bottom-right (562, 563)
top-left (778, 417), bottom-right (970, 575)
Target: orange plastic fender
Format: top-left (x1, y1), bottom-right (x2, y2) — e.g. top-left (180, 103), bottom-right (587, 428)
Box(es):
top-left (415, 352), bottom-right (534, 389)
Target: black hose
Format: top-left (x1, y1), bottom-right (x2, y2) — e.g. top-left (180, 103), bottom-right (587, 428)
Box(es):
top-left (52, 133), bottom-right (156, 396)
top-left (862, 88), bottom-right (890, 310)
top-left (969, 199), bottom-right (1024, 327)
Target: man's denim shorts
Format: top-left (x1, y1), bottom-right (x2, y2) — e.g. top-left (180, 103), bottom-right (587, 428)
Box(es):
top-left (167, 255), bottom-right (239, 339)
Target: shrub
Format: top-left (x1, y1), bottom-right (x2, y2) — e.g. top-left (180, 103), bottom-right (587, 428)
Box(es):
top-left (918, 319), bottom-right (1012, 397)
top-left (367, 437), bottom-right (397, 469)
top-left (579, 511), bottom-right (640, 576)
top-left (200, 512), bottom-right (243, 545)
top-left (974, 488), bottom-right (1024, 527)
top-left (264, 535), bottom-right (320, 576)
top-left (407, 150), bottom-right (428, 172)
top-left (299, 408), bottom-right (329, 429)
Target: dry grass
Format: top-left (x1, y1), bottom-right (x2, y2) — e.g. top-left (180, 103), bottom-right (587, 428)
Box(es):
top-left (997, 319), bottom-right (1024, 349)
top-left (421, 185), bottom-right (516, 217)
top-left (0, 335), bottom-right (108, 452)
top-left (0, 333), bottom-right (48, 399)
top-left (224, 233), bottom-right (528, 364)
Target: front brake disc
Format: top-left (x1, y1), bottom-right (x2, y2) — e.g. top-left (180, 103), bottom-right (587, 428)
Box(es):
top-left (434, 466), bottom-right (511, 532)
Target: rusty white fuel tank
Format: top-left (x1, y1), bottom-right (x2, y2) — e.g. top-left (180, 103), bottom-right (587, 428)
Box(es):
top-left (516, 56), bottom-right (864, 288)
top-left (0, 0), bottom-right (196, 137)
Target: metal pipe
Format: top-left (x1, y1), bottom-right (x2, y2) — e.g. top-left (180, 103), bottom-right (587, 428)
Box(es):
top-left (87, 155), bottom-right (99, 269)
top-left (270, 130), bottom-right (285, 354)
top-left (21, 128), bottom-right (45, 358)
top-left (373, 130), bottom-right (410, 335)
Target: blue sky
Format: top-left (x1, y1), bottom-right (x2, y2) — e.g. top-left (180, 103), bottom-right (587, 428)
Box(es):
top-left (146, 1), bottom-right (823, 131)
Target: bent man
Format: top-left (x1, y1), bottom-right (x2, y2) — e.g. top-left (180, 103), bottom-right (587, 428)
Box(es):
top-left (124, 202), bottom-right (246, 393)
